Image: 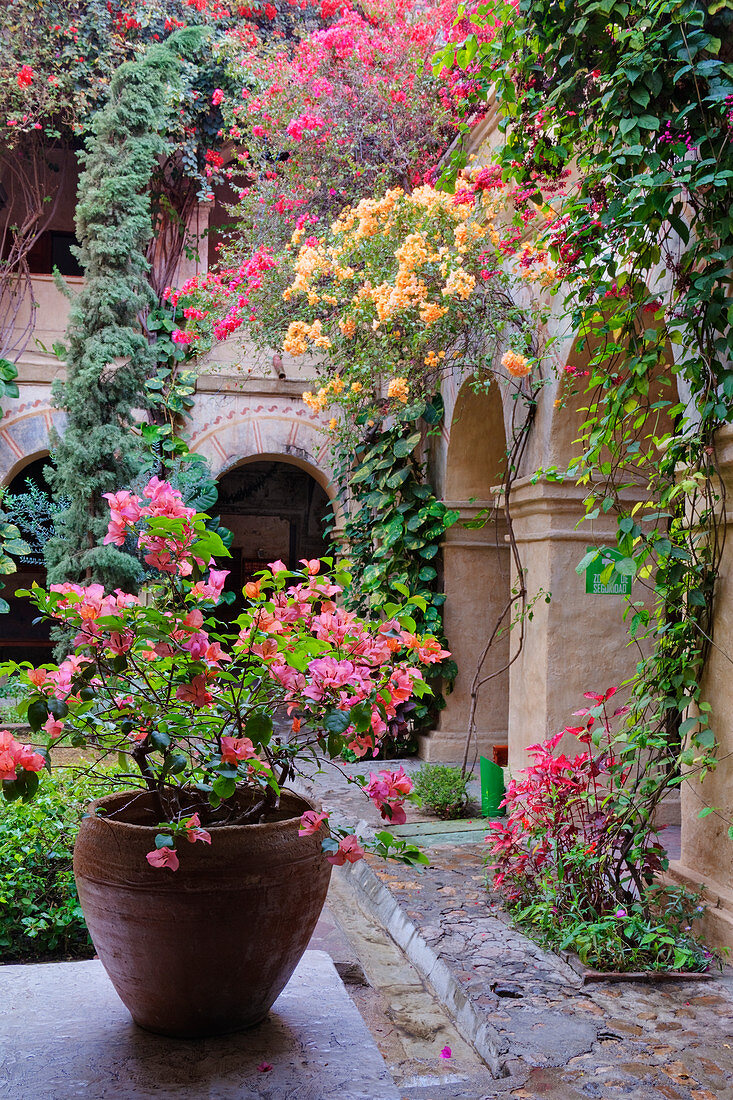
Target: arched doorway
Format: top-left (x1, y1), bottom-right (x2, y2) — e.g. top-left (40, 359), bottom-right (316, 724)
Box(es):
top-left (216, 459), bottom-right (331, 598)
top-left (423, 380), bottom-right (510, 762)
top-left (1, 454), bottom-right (55, 663)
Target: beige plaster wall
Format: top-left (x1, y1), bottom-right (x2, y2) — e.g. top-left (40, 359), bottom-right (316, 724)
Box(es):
top-left (420, 506), bottom-right (510, 762)
top-left (671, 424), bottom-right (733, 948)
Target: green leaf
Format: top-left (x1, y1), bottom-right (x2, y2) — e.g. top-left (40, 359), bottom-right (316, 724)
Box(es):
top-left (47, 698), bottom-right (68, 720)
top-left (245, 711), bottom-right (273, 746)
top-left (349, 702), bottom-right (373, 733)
top-left (393, 432), bottom-right (422, 458)
top-left (212, 775), bottom-right (236, 800)
top-left (614, 558), bottom-right (637, 577)
top-left (575, 549), bottom-right (600, 575)
top-left (386, 467), bottom-right (411, 489)
top-left (149, 728), bottom-right (171, 752)
top-left (27, 700), bottom-right (48, 733)
top-left (324, 709), bottom-right (352, 735)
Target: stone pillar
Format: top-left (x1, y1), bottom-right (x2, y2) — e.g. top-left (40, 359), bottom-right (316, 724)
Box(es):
top-left (506, 477), bottom-right (643, 772)
top-left (670, 426), bottom-right (733, 950)
top-left (418, 501), bottom-right (510, 762)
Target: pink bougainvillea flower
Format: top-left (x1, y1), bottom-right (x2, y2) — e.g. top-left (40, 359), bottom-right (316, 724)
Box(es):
top-left (175, 675), bottom-right (213, 708)
top-left (257, 1062), bottom-right (273, 1073)
top-left (326, 834), bottom-right (365, 866)
top-left (440, 1046), bottom-right (452, 1059)
top-left (0, 730), bottom-right (45, 778)
top-left (184, 813), bottom-right (212, 845)
top-left (220, 735), bottom-right (257, 766)
top-left (43, 715), bottom-right (65, 740)
top-left (171, 328), bottom-right (194, 345)
top-left (299, 809), bottom-right (329, 835)
top-left (146, 847), bottom-right (180, 871)
top-left (268, 559), bottom-right (288, 573)
top-left (211, 88), bottom-right (224, 106)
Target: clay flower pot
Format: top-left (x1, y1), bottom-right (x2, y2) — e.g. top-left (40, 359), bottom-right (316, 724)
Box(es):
top-left (74, 788), bottom-right (332, 1038)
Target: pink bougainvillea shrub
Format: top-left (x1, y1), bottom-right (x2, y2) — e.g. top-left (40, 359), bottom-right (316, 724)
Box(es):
top-left (2, 478), bottom-right (446, 870)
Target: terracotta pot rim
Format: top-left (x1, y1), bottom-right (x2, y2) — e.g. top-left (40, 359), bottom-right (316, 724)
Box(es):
top-left (84, 787), bottom-right (316, 835)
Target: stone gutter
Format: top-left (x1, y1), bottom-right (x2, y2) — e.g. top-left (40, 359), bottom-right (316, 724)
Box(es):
top-left (338, 856), bottom-right (508, 1078)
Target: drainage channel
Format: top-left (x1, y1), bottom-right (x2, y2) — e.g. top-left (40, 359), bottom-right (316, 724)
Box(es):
top-left (322, 874), bottom-right (499, 1100)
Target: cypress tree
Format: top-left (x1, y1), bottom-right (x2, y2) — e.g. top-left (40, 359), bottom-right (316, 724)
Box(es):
top-left (45, 31), bottom-right (205, 588)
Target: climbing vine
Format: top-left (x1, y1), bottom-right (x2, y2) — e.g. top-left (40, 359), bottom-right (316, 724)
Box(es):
top-left (436, 0), bottom-right (733, 907)
top-left (329, 399), bottom-right (459, 743)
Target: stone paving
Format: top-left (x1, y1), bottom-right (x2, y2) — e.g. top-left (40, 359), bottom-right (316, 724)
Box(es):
top-left (303, 760), bottom-right (733, 1100)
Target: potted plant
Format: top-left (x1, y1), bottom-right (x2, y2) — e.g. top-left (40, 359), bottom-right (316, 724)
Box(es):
top-left (0, 476), bottom-right (445, 1037)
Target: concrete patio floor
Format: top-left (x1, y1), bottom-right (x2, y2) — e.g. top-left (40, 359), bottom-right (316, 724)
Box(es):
top-left (0, 952), bottom-right (401, 1100)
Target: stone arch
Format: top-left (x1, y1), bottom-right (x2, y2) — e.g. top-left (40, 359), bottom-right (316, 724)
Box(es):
top-left (218, 451), bottom-right (335, 503)
top-left (187, 403), bottom-right (336, 489)
top-left (0, 404), bottom-right (64, 486)
top-left (546, 320), bottom-right (678, 470)
top-left (0, 448), bottom-right (55, 663)
top-left (2, 448), bottom-right (51, 489)
top-left (421, 378), bottom-right (511, 762)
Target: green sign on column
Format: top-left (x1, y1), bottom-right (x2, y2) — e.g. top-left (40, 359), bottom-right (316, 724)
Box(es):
top-left (584, 546), bottom-right (632, 596)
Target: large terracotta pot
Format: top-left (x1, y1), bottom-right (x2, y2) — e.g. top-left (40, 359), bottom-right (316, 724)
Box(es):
top-left (73, 788), bottom-right (332, 1038)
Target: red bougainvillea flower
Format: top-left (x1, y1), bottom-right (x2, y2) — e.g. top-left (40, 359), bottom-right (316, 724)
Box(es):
top-left (184, 813), bottom-right (212, 845)
top-left (175, 674), bottom-right (213, 707)
top-left (220, 735), bottom-right (257, 765)
top-left (211, 88), bottom-right (224, 106)
top-left (17, 65), bottom-right (33, 88)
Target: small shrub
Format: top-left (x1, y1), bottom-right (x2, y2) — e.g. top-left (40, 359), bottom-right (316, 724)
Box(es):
top-left (413, 764), bottom-right (470, 819)
top-left (0, 769), bottom-right (112, 962)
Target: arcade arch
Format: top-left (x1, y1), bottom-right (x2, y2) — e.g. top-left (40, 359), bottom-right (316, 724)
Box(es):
top-left (422, 379), bottom-right (511, 762)
top-left (215, 456), bottom-right (332, 605)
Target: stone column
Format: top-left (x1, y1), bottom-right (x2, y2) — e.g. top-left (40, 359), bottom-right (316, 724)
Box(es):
top-left (670, 425), bottom-right (733, 950)
top-left (418, 501), bottom-right (510, 762)
top-left (506, 477), bottom-right (643, 772)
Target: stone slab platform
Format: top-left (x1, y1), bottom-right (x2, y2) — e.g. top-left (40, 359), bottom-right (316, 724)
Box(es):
top-left (0, 951), bottom-right (401, 1100)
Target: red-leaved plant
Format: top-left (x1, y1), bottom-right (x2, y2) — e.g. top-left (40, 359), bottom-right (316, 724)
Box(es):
top-left (486, 688), bottom-right (667, 916)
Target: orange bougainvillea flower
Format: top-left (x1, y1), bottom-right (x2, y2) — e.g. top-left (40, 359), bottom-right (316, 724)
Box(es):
top-left (501, 350), bottom-right (532, 378)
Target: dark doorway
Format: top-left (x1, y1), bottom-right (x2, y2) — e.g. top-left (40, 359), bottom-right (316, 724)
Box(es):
top-left (216, 460), bottom-right (331, 600)
top-left (0, 456), bottom-right (55, 663)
